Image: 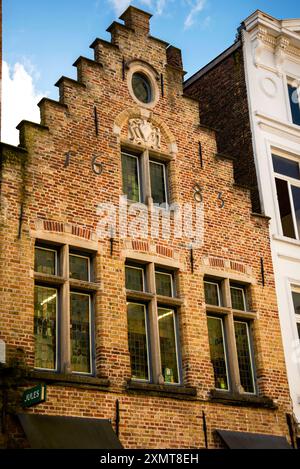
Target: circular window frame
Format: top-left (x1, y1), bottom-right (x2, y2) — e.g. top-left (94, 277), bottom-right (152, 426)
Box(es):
top-left (127, 63), bottom-right (159, 109)
top-left (131, 72), bottom-right (152, 104)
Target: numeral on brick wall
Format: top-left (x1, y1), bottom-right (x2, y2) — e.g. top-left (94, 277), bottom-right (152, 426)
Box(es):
top-left (92, 155), bottom-right (104, 175)
top-left (193, 183), bottom-right (203, 203)
top-left (218, 192), bottom-right (225, 209)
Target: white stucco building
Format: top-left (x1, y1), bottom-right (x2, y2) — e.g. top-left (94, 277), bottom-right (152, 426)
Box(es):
top-left (242, 11), bottom-right (300, 423)
top-left (185, 10), bottom-right (300, 434)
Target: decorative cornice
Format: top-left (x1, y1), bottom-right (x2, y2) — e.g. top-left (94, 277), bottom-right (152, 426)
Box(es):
top-left (247, 17), bottom-right (300, 67)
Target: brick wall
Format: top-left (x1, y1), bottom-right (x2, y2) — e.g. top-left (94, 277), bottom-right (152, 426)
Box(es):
top-left (0, 6), bottom-right (293, 448)
top-left (184, 43), bottom-right (261, 214)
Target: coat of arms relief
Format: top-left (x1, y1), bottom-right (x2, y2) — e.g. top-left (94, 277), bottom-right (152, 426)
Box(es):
top-left (128, 118), bottom-right (161, 150)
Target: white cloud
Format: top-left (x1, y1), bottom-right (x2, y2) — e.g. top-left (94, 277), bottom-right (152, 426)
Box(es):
top-left (184, 0), bottom-right (207, 30)
top-left (140, 0), bottom-right (153, 6)
top-left (108, 0), bottom-right (132, 15)
top-left (107, 0), bottom-right (168, 16)
top-left (201, 15), bottom-right (211, 29)
top-left (156, 0), bottom-right (167, 15)
top-left (1, 61), bottom-right (45, 146)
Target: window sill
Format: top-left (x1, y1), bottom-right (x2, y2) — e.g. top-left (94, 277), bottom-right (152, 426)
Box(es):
top-left (122, 197), bottom-right (178, 215)
top-left (126, 290), bottom-right (155, 302)
top-left (126, 380), bottom-right (197, 400)
top-left (29, 371), bottom-right (110, 389)
top-left (34, 273), bottom-right (66, 285)
top-left (69, 278), bottom-right (101, 292)
top-left (206, 305), bottom-right (257, 320)
top-left (156, 295), bottom-right (184, 307)
top-left (272, 234), bottom-right (300, 247)
top-left (209, 389), bottom-right (277, 409)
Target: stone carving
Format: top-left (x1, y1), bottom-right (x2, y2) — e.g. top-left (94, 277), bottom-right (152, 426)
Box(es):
top-left (128, 118), bottom-right (161, 149)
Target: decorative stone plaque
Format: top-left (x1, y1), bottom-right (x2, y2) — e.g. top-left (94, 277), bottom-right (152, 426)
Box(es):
top-left (128, 118), bottom-right (161, 149)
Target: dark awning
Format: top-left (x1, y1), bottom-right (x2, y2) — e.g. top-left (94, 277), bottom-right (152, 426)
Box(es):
top-left (18, 414), bottom-right (123, 449)
top-left (216, 429), bottom-right (291, 449)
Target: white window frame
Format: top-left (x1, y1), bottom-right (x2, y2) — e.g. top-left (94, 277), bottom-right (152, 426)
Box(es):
top-left (230, 286), bottom-right (247, 312)
top-left (125, 265), bottom-right (145, 292)
top-left (204, 280), bottom-right (221, 307)
top-left (155, 271), bottom-right (174, 297)
top-left (207, 315), bottom-right (230, 392)
top-left (127, 302), bottom-right (151, 383)
top-left (286, 77), bottom-right (300, 126)
top-left (234, 320), bottom-right (256, 395)
top-left (272, 153), bottom-right (300, 240)
top-left (157, 307), bottom-right (180, 385)
top-left (69, 253), bottom-right (91, 282)
top-left (291, 286), bottom-right (300, 342)
top-left (121, 152), bottom-right (142, 203)
top-left (35, 246), bottom-right (58, 276)
top-left (34, 285), bottom-right (59, 372)
top-left (149, 159), bottom-right (168, 207)
top-left (70, 291), bottom-right (93, 376)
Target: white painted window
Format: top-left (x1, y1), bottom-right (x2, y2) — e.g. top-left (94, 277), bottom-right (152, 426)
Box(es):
top-left (272, 153), bottom-right (300, 240)
top-left (287, 79), bottom-right (300, 126)
top-left (291, 287), bottom-right (300, 342)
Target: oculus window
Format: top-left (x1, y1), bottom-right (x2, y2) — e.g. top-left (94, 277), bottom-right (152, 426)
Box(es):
top-left (132, 72), bottom-right (152, 104)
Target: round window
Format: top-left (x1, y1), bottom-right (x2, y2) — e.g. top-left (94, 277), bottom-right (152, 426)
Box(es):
top-left (132, 73), bottom-right (152, 104)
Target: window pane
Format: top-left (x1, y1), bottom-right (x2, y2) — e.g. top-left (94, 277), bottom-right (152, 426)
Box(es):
top-left (150, 161), bottom-right (167, 205)
top-left (34, 286), bottom-right (57, 370)
top-left (204, 282), bottom-right (220, 306)
top-left (125, 266), bottom-right (144, 291)
top-left (132, 73), bottom-right (152, 104)
top-left (292, 291), bottom-right (300, 316)
top-left (158, 308), bottom-right (179, 384)
top-left (122, 153), bottom-right (140, 202)
top-left (35, 248), bottom-right (56, 275)
top-left (127, 303), bottom-right (149, 381)
top-left (288, 84), bottom-right (300, 126)
top-left (231, 287), bottom-right (246, 311)
top-left (207, 317), bottom-right (229, 390)
top-left (272, 155), bottom-right (300, 180)
top-left (155, 272), bottom-right (173, 297)
top-left (292, 186), bottom-right (300, 238)
top-left (69, 255), bottom-right (89, 281)
top-left (70, 293), bottom-right (91, 374)
top-left (234, 322), bottom-right (255, 394)
top-left (275, 178), bottom-right (296, 238)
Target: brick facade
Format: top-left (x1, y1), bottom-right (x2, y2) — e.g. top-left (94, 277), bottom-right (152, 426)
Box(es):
top-left (0, 7), bottom-right (294, 449)
top-left (184, 41), bottom-right (261, 214)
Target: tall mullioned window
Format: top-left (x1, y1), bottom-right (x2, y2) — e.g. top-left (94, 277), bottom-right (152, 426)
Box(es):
top-left (122, 153), bottom-right (141, 203)
top-left (272, 154), bottom-right (300, 240)
top-left (121, 150), bottom-right (169, 207)
top-left (207, 316), bottom-right (229, 391)
top-left (125, 263), bottom-right (181, 385)
top-left (204, 279), bottom-right (256, 395)
top-left (34, 245), bottom-right (96, 375)
top-left (34, 286), bottom-right (57, 370)
top-left (127, 303), bottom-right (150, 381)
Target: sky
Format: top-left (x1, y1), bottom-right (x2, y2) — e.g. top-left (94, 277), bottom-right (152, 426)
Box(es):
top-left (2, 0), bottom-right (300, 145)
